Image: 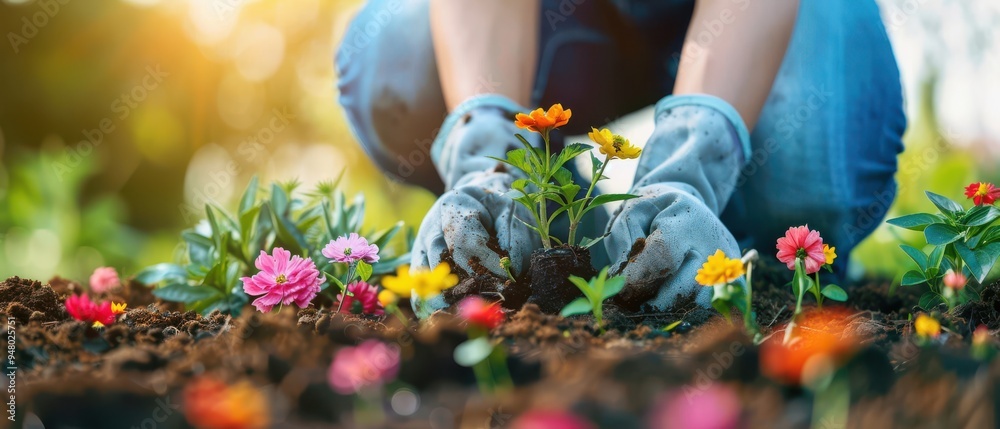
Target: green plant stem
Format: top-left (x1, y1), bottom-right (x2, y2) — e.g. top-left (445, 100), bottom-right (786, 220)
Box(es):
top-left (538, 131), bottom-right (553, 249)
top-left (568, 154), bottom-right (611, 246)
top-left (743, 253), bottom-right (758, 336)
top-left (813, 272), bottom-right (823, 310)
top-left (488, 347), bottom-right (514, 393)
top-left (335, 264), bottom-right (356, 315)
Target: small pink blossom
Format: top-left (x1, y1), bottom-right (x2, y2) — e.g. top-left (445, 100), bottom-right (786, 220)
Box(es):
top-left (943, 270), bottom-right (967, 290)
top-left (65, 294), bottom-right (116, 326)
top-left (328, 340), bottom-right (400, 394)
top-left (89, 267), bottom-right (121, 294)
top-left (649, 384), bottom-right (740, 429)
top-left (511, 410), bottom-right (595, 429)
top-left (241, 247), bottom-right (322, 313)
top-left (776, 225), bottom-right (826, 274)
top-left (337, 281), bottom-right (384, 316)
top-left (322, 233), bottom-right (380, 264)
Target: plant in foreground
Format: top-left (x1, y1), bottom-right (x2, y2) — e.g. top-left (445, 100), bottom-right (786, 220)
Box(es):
top-left (775, 225), bottom-right (846, 342)
top-left (89, 266), bottom-right (121, 294)
top-left (183, 377), bottom-right (269, 429)
top-left (136, 177), bottom-right (410, 316)
top-left (696, 249), bottom-right (760, 338)
top-left (454, 296), bottom-right (512, 395)
top-left (888, 185), bottom-right (1000, 311)
top-left (502, 104), bottom-right (638, 249)
top-left (240, 247), bottom-right (322, 313)
top-left (559, 267), bottom-right (625, 334)
top-left (65, 294), bottom-right (118, 328)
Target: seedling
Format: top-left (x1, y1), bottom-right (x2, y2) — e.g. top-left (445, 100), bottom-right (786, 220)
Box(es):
top-left (560, 267), bottom-right (626, 334)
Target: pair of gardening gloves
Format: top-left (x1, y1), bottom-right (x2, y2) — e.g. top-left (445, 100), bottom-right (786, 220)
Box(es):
top-left (413, 94), bottom-right (749, 312)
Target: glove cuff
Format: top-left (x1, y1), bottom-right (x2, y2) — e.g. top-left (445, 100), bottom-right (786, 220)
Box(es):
top-left (655, 94), bottom-right (752, 164)
top-left (430, 94), bottom-right (527, 184)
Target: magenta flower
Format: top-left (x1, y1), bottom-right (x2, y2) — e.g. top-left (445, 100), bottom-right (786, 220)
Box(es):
top-left (649, 384), bottom-right (740, 429)
top-left (322, 233), bottom-right (380, 264)
top-left (328, 340), bottom-right (400, 394)
top-left (511, 410), bottom-right (595, 429)
top-left (89, 267), bottom-right (121, 294)
top-left (241, 247), bottom-right (322, 313)
top-left (336, 281), bottom-right (384, 316)
top-left (776, 225), bottom-right (826, 274)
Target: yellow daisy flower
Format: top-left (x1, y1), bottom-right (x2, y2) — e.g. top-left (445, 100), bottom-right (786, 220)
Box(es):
top-left (381, 264), bottom-right (459, 299)
top-left (588, 127), bottom-right (641, 160)
top-left (823, 244), bottom-right (837, 265)
top-left (914, 314), bottom-right (940, 338)
top-left (695, 250), bottom-right (746, 286)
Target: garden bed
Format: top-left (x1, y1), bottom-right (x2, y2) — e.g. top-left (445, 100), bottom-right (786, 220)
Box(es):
top-left (5, 264), bottom-right (999, 429)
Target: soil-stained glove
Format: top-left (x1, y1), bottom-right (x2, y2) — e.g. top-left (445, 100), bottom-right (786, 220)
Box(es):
top-left (604, 94), bottom-right (751, 311)
top-left (410, 95), bottom-right (543, 314)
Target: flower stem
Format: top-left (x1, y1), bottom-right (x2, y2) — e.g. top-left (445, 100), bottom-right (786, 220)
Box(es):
top-left (813, 272), bottom-right (823, 310)
top-left (568, 154), bottom-right (611, 246)
top-left (335, 264), bottom-right (355, 315)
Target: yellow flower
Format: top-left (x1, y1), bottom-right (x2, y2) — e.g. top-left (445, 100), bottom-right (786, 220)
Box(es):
top-left (588, 127), bottom-right (642, 160)
top-left (695, 250), bottom-right (746, 286)
top-left (92, 321), bottom-right (105, 329)
top-left (914, 314), bottom-right (941, 338)
top-left (111, 302), bottom-right (127, 315)
top-left (381, 264), bottom-right (459, 299)
top-left (378, 290), bottom-right (398, 307)
top-left (823, 244), bottom-right (837, 265)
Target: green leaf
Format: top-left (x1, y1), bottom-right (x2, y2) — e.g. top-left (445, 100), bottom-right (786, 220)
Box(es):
top-left (980, 226), bottom-right (1000, 246)
top-left (662, 320), bottom-right (683, 332)
top-left (918, 292), bottom-right (942, 310)
top-left (961, 205), bottom-right (1000, 227)
top-left (567, 275), bottom-right (597, 304)
top-left (271, 183), bottom-right (290, 216)
top-left (899, 244), bottom-right (928, 271)
top-left (927, 245), bottom-right (946, 271)
top-left (323, 272), bottom-right (346, 293)
top-left (356, 260), bottom-right (373, 282)
top-left (886, 213), bottom-right (941, 231)
top-left (552, 143), bottom-right (591, 172)
top-left (924, 223), bottom-right (963, 246)
top-left (368, 221), bottom-right (404, 249)
top-left (820, 284), bottom-right (848, 301)
top-left (134, 263), bottom-right (187, 285)
top-left (901, 270), bottom-right (927, 286)
top-left (955, 241), bottom-right (1000, 283)
top-left (601, 275), bottom-right (626, 300)
top-left (792, 259), bottom-right (813, 296)
top-left (453, 337), bottom-right (495, 367)
top-left (552, 167), bottom-right (573, 186)
top-left (239, 175), bottom-right (259, 214)
top-left (712, 299), bottom-right (732, 322)
top-left (578, 234), bottom-right (608, 249)
top-left (590, 152), bottom-right (604, 177)
top-left (584, 194), bottom-right (639, 215)
top-left (265, 202), bottom-right (307, 255)
top-left (560, 184), bottom-right (581, 202)
top-left (511, 178), bottom-right (529, 193)
top-left (560, 297), bottom-right (593, 317)
top-left (153, 283), bottom-right (222, 304)
top-left (926, 191), bottom-right (964, 218)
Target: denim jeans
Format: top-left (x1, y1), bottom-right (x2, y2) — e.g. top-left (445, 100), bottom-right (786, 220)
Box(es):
top-left (335, 0), bottom-right (906, 268)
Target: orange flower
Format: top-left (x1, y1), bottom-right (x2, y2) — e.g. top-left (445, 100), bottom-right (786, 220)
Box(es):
top-left (760, 308), bottom-right (859, 386)
top-left (183, 377), bottom-right (269, 429)
top-left (514, 104), bottom-right (572, 134)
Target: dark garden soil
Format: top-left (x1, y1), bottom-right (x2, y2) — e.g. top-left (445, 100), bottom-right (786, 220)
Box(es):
top-left (4, 262), bottom-right (1000, 428)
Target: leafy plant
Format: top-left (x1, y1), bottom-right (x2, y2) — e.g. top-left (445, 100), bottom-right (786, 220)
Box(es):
top-left (498, 105), bottom-right (638, 249)
top-left (887, 189), bottom-right (1000, 310)
top-left (559, 267), bottom-right (625, 334)
top-left (698, 249), bottom-right (761, 339)
top-left (136, 176), bottom-right (411, 315)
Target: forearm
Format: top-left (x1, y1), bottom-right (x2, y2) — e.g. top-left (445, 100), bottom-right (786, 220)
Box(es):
top-left (673, 0), bottom-right (799, 129)
top-left (429, 0), bottom-right (540, 110)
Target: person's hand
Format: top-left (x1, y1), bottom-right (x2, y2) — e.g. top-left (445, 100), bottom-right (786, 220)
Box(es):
top-left (411, 96), bottom-right (541, 296)
top-left (604, 95), bottom-right (751, 311)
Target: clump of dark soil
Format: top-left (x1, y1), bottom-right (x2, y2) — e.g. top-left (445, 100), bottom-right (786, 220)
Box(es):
top-left (0, 276), bottom-right (67, 323)
top-left (952, 280), bottom-right (1000, 333)
top-left (526, 246), bottom-right (596, 313)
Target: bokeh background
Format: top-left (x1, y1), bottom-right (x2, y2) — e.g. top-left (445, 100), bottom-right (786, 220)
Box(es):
top-left (0, 0), bottom-right (997, 282)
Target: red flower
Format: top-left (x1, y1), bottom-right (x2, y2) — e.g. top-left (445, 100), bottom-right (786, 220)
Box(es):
top-left (183, 377), bottom-right (269, 429)
top-left (65, 294), bottom-right (115, 327)
top-left (458, 296), bottom-right (505, 330)
top-left (775, 225), bottom-right (826, 274)
top-left (965, 182), bottom-right (1000, 206)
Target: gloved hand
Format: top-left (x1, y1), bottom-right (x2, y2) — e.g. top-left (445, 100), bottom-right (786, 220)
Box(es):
top-left (411, 95), bottom-right (542, 310)
top-left (604, 94), bottom-right (752, 311)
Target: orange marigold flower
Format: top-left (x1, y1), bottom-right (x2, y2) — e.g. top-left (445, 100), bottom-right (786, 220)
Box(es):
top-left (760, 308), bottom-right (860, 386)
top-left (514, 104), bottom-right (572, 134)
top-left (965, 182), bottom-right (1000, 206)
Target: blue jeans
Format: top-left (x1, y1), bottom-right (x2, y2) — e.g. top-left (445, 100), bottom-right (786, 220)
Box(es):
top-left (336, 0), bottom-right (906, 269)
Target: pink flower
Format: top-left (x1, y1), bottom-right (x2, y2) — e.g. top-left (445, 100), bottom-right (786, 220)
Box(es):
top-left (943, 269), bottom-right (967, 290)
top-left (322, 233), bottom-right (380, 264)
top-left (649, 384), bottom-right (740, 429)
top-left (337, 281), bottom-right (384, 316)
top-left (458, 296), bottom-right (505, 330)
top-left (241, 247), bottom-right (322, 313)
top-left (328, 340), bottom-right (400, 394)
top-left (89, 267), bottom-right (120, 294)
top-left (776, 225), bottom-right (826, 274)
top-left (65, 294), bottom-right (116, 327)
top-left (511, 410), bottom-right (595, 429)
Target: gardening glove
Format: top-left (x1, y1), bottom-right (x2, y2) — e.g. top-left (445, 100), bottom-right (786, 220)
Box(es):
top-left (604, 94), bottom-right (752, 311)
top-left (411, 95), bottom-right (543, 308)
